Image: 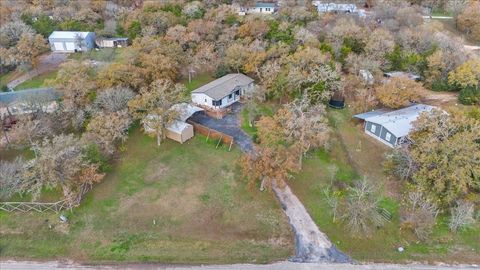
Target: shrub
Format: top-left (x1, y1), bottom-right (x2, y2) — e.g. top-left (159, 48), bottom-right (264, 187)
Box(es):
top-left (430, 80), bottom-right (452, 92)
top-left (84, 144), bottom-right (111, 173)
top-left (459, 86), bottom-right (480, 105)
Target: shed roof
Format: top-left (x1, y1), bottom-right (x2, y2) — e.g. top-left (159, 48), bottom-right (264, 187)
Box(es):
top-left (360, 104), bottom-right (436, 137)
top-left (0, 88), bottom-right (60, 106)
top-left (49, 31), bottom-right (93, 39)
top-left (191, 73), bottom-right (254, 100)
top-left (167, 120), bottom-right (192, 133)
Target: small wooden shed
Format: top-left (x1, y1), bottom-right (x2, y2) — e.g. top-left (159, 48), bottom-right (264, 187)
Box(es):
top-left (165, 120), bottom-right (194, 144)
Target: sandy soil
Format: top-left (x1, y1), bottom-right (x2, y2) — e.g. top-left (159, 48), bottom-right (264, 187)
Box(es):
top-left (272, 181), bottom-right (351, 263)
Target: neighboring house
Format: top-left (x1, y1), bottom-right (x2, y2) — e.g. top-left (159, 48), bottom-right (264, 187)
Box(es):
top-left (191, 73), bottom-right (254, 118)
top-left (238, 2), bottom-right (276, 15)
top-left (95, 37), bottom-right (129, 48)
top-left (0, 88), bottom-right (60, 119)
top-left (353, 104), bottom-right (436, 148)
top-left (48, 31), bottom-right (96, 52)
top-left (143, 103), bottom-right (204, 144)
top-left (384, 71), bottom-right (421, 82)
top-left (313, 2), bottom-right (357, 13)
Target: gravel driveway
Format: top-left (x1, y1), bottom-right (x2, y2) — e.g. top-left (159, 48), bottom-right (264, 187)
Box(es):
top-left (189, 103), bottom-right (254, 152)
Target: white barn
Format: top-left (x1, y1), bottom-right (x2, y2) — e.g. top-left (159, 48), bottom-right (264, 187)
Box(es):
top-left (191, 73), bottom-right (254, 112)
top-left (48, 31), bottom-right (96, 52)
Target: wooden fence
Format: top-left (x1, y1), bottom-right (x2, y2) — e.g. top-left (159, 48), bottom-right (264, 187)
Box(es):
top-left (187, 120), bottom-right (234, 151)
top-left (0, 183), bottom-right (92, 213)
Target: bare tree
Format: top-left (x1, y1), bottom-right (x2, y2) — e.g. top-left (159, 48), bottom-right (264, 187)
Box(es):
top-left (128, 79), bottom-right (185, 146)
top-left (30, 134), bottom-right (86, 200)
top-left (449, 201), bottom-right (475, 232)
top-left (94, 87), bottom-right (135, 113)
top-left (10, 116), bottom-right (54, 158)
top-left (84, 110), bottom-right (132, 155)
top-left (284, 95), bottom-right (330, 168)
top-left (401, 192), bottom-right (438, 241)
top-left (340, 178), bottom-right (388, 236)
top-left (0, 157), bottom-right (26, 200)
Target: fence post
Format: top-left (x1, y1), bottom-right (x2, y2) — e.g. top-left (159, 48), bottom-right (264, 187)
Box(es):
top-left (216, 135), bottom-right (223, 149)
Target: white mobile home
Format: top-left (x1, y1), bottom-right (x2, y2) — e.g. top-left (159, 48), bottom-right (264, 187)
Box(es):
top-left (48, 31), bottom-right (96, 52)
top-left (191, 73), bottom-right (254, 112)
top-left (96, 37), bottom-right (128, 48)
top-left (239, 2), bottom-right (276, 15)
top-left (313, 2), bottom-right (357, 13)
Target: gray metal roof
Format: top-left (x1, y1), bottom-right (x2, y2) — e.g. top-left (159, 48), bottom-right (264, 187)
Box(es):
top-left (256, 2), bottom-right (276, 8)
top-left (384, 71), bottom-right (421, 81)
top-left (49, 31), bottom-right (93, 39)
top-left (359, 104), bottom-right (436, 138)
top-left (353, 109), bottom-right (390, 120)
top-left (191, 73), bottom-right (254, 100)
top-left (0, 88), bottom-right (60, 106)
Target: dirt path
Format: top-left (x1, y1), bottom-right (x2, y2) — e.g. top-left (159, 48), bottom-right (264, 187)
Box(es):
top-left (272, 181), bottom-right (351, 263)
top-left (2, 261), bottom-right (479, 270)
top-left (6, 53), bottom-right (68, 90)
top-left (421, 90), bottom-right (458, 107)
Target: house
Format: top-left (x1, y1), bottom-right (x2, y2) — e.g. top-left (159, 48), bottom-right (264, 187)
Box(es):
top-left (48, 31), bottom-right (96, 52)
top-left (384, 71), bottom-right (421, 82)
top-left (238, 2), bottom-right (276, 15)
top-left (95, 37), bottom-right (129, 48)
top-left (0, 88), bottom-right (60, 119)
top-left (313, 2), bottom-right (357, 13)
top-left (353, 104), bottom-right (436, 148)
top-left (191, 73), bottom-right (254, 118)
top-left (143, 103), bottom-right (204, 144)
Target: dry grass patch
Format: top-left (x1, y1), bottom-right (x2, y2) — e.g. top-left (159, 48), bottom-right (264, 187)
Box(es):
top-left (0, 129), bottom-right (294, 263)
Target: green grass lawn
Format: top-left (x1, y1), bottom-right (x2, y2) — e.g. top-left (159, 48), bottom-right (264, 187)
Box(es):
top-left (182, 73), bottom-right (215, 93)
top-left (0, 129), bottom-right (293, 263)
top-left (69, 48), bottom-right (120, 62)
top-left (289, 109), bottom-right (480, 263)
top-left (241, 103), bottom-right (276, 137)
top-left (14, 71), bottom-right (58, 90)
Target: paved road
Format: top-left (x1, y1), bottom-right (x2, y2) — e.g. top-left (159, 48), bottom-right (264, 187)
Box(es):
top-left (2, 261), bottom-right (479, 270)
top-left (189, 102), bottom-right (254, 152)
